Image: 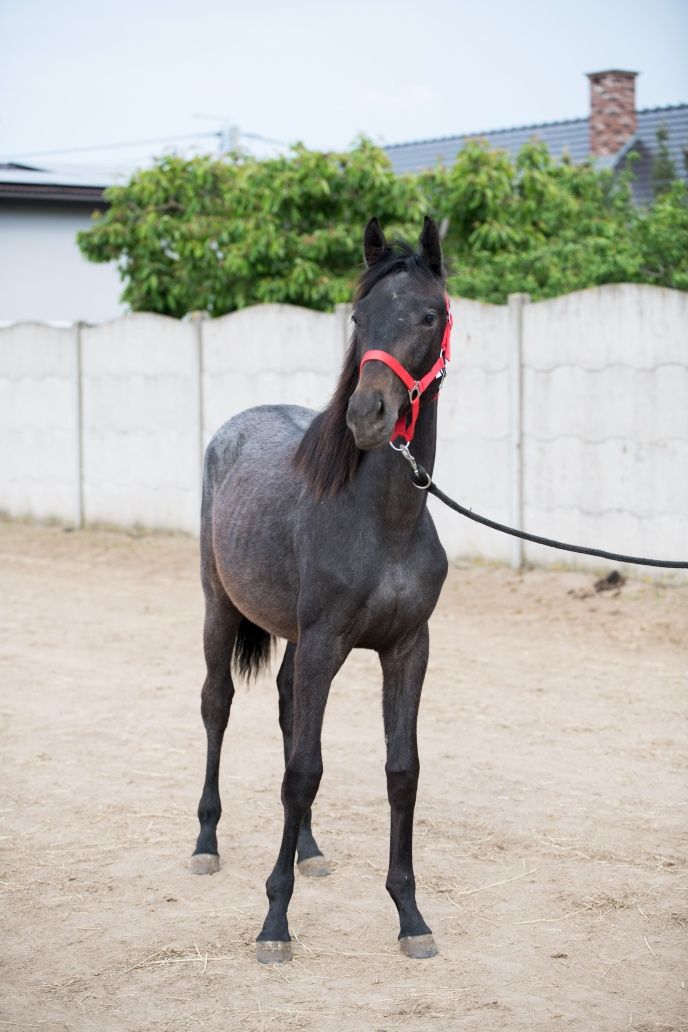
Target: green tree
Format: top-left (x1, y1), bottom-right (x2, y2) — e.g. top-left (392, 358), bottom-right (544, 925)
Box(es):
top-left (634, 180), bottom-right (688, 290)
top-left (77, 139), bottom-right (424, 317)
top-left (420, 138), bottom-right (688, 303)
top-left (78, 135), bottom-right (688, 315)
top-left (651, 124), bottom-right (677, 199)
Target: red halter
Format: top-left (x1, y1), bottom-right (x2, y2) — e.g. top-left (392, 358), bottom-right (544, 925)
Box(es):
top-left (359, 295), bottom-right (453, 445)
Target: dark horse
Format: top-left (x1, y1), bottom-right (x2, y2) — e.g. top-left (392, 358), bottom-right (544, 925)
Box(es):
top-left (191, 216), bottom-right (450, 963)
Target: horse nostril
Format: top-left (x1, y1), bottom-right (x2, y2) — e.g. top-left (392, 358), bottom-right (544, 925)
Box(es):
top-left (376, 397), bottom-right (384, 418)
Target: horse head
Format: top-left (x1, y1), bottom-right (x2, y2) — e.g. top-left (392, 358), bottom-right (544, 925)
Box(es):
top-left (346, 216), bottom-right (449, 451)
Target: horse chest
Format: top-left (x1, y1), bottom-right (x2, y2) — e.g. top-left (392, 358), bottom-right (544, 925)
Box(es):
top-left (359, 552), bottom-right (444, 643)
top-left (371, 564), bottom-right (416, 614)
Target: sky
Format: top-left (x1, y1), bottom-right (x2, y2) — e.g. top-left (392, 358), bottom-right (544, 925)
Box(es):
top-left (1, 0), bottom-right (687, 174)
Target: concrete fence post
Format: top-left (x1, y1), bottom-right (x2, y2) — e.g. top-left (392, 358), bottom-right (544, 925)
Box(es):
top-left (73, 321), bottom-right (85, 529)
top-left (188, 311), bottom-right (207, 533)
top-left (507, 293), bottom-right (529, 569)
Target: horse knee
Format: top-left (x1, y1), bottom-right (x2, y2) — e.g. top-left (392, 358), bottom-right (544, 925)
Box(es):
top-left (282, 761), bottom-right (322, 812)
top-left (385, 766), bottom-right (419, 809)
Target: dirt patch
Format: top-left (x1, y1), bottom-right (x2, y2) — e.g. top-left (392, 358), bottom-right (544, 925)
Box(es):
top-left (1, 522), bottom-right (686, 1031)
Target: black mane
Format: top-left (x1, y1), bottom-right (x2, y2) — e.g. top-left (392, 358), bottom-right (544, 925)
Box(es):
top-left (293, 240), bottom-right (444, 498)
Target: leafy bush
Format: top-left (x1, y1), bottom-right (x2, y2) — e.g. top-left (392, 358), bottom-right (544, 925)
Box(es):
top-left (78, 136), bottom-right (688, 314)
top-left (433, 139), bottom-right (688, 302)
top-left (78, 139), bottom-right (424, 316)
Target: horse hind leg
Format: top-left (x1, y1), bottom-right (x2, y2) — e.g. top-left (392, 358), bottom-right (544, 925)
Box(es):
top-left (277, 643), bottom-right (331, 878)
top-left (191, 585), bottom-right (241, 874)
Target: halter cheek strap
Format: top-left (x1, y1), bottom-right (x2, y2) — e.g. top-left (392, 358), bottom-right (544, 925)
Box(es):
top-left (359, 295), bottom-right (453, 445)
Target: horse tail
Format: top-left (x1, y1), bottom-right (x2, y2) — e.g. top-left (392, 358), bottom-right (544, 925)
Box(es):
top-left (232, 618), bottom-right (275, 681)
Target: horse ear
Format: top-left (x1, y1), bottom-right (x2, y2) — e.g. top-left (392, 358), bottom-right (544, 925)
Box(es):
top-left (419, 215), bottom-right (443, 277)
top-left (363, 217), bottom-right (387, 267)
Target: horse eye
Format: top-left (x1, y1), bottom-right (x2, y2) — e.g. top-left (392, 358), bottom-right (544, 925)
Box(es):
top-left (422, 311), bottom-right (437, 327)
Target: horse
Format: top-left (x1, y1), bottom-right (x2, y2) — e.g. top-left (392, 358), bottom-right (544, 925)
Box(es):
top-left (190, 216), bottom-right (451, 963)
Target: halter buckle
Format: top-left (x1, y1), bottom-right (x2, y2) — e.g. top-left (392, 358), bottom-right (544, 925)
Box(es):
top-left (389, 440), bottom-right (417, 473)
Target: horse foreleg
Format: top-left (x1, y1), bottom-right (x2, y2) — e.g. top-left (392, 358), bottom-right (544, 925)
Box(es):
top-left (256, 633), bottom-right (339, 963)
top-left (380, 623), bottom-right (438, 959)
top-left (277, 643), bottom-right (330, 877)
top-left (191, 589), bottom-right (241, 874)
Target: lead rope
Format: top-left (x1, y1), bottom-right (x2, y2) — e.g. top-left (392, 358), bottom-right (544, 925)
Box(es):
top-left (393, 444), bottom-right (688, 570)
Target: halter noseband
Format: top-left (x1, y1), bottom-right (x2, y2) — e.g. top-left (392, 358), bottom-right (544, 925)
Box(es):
top-left (358, 294), bottom-right (453, 446)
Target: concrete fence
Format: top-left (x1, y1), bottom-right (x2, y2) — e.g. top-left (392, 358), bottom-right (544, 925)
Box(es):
top-left (1, 284), bottom-right (687, 578)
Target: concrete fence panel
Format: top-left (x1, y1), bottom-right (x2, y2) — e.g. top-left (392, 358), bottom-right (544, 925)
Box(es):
top-left (81, 314), bottom-right (201, 533)
top-left (0, 322), bottom-right (78, 523)
top-left (0, 284), bottom-right (686, 578)
top-left (521, 285), bottom-right (688, 569)
top-left (433, 298), bottom-right (512, 562)
top-left (202, 303), bottom-right (348, 450)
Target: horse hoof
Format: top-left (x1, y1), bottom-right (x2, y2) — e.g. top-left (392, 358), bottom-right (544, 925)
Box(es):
top-left (297, 855), bottom-right (332, 878)
top-left (190, 853), bottom-right (220, 875)
top-left (256, 940), bottom-right (293, 965)
top-left (399, 934), bottom-right (439, 959)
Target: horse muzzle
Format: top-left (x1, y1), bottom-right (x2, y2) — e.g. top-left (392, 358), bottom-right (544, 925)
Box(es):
top-left (346, 388), bottom-right (397, 450)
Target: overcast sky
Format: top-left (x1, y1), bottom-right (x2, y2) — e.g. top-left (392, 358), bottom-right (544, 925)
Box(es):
top-left (1, 0), bottom-right (687, 172)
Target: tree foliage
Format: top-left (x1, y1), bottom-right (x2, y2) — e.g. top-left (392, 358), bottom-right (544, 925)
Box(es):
top-left (77, 140), bottom-right (424, 316)
top-left (651, 124), bottom-right (677, 199)
top-left (432, 139), bottom-right (688, 302)
top-left (78, 135), bottom-right (688, 315)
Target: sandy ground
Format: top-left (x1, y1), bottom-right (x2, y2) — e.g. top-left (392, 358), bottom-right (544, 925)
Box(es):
top-left (0, 521), bottom-right (686, 1032)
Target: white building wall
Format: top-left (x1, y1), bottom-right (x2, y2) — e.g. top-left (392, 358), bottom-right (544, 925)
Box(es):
top-left (0, 206), bottom-right (124, 323)
top-left (0, 285), bottom-right (686, 579)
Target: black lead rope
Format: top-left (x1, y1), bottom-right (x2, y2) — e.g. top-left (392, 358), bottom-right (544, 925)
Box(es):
top-left (407, 461), bottom-right (688, 570)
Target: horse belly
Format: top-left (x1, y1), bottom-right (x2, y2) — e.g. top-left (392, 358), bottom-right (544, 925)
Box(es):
top-left (210, 478), bottom-right (301, 642)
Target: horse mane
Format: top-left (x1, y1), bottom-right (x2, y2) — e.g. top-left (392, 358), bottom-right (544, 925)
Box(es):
top-left (293, 240), bottom-right (444, 498)
top-left (292, 336), bottom-right (361, 499)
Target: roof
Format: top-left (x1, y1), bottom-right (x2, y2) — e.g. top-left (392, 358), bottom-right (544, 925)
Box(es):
top-left (0, 163), bottom-right (124, 206)
top-left (383, 104), bottom-right (688, 199)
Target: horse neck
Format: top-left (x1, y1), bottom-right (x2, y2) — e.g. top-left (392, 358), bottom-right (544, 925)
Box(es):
top-left (354, 401), bottom-right (438, 539)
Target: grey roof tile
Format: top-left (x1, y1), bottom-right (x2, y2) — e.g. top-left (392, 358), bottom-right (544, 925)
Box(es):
top-left (384, 105), bottom-right (688, 204)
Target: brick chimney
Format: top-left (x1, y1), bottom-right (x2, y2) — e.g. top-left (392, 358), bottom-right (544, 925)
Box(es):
top-left (587, 70), bottom-right (638, 156)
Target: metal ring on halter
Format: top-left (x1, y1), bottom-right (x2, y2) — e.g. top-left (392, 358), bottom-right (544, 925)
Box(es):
top-left (412, 469), bottom-right (432, 490)
top-left (408, 383), bottom-right (421, 403)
